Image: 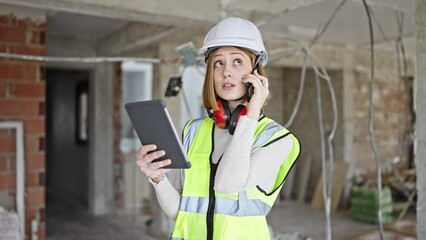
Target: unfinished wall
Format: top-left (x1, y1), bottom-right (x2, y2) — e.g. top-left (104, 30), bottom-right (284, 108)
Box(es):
top-left (353, 49), bottom-right (414, 173)
top-left (264, 42), bottom-right (414, 204)
top-left (416, 0), bottom-right (426, 237)
top-left (0, 7), bottom-right (46, 239)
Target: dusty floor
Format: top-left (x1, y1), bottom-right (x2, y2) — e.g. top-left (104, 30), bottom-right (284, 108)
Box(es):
top-left (46, 199), bottom-right (415, 240)
top-left (268, 201), bottom-right (376, 239)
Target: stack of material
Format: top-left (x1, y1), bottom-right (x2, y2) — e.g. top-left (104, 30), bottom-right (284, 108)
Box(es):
top-left (351, 186), bottom-right (393, 224)
top-left (0, 207), bottom-right (21, 240)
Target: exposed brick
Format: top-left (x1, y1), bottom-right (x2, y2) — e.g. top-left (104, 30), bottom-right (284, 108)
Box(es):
top-left (26, 171), bottom-right (40, 187)
top-left (38, 101), bottom-right (45, 116)
top-left (39, 65), bottom-right (45, 82)
top-left (25, 208), bottom-right (38, 224)
top-left (0, 44), bottom-right (7, 52)
top-left (0, 15), bottom-right (10, 25)
top-left (15, 82), bottom-right (45, 98)
top-left (25, 188), bottom-right (45, 206)
top-left (39, 172), bottom-right (45, 186)
top-left (16, 19), bottom-right (33, 28)
top-left (0, 137), bottom-right (15, 152)
top-left (24, 119), bottom-right (45, 134)
top-left (38, 137), bottom-right (45, 152)
top-left (0, 81), bottom-right (4, 97)
top-left (38, 221), bottom-right (45, 240)
top-left (25, 135), bottom-right (39, 153)
top-left (26, 155), bottom-right (44, 171)
top-left (0, 63), bottom-right (38, 80)
top-left (9, 45), bottom-right (45, 56)
top-left (0, 26), bottom-right (26, 43)
top-left (0, 100), bottom-right (40, 116)
top-left (0, 128), bottom-right (13, 137)
top-left (4, 81), bottom-right (17, 97)
top-left (0, 174), bottom-right (15, 190)
top-left (0, 156), bottom-right (11, 172)
top-left (39, 31), bottom-right (45, 45)
top-left (16, 18), bottom-right (45, 29)
top-left (30, 31), bottom-right (46, 46)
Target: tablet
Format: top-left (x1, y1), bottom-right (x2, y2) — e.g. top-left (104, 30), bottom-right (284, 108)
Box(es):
top-left (125, 99), bottom-right (191, 169)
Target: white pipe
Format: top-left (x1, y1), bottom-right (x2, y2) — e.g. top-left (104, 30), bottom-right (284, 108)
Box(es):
top-left (0, 121), bottom-right (25, 238)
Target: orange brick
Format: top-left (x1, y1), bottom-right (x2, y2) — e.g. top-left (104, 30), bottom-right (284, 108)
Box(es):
top-left (0, 137), bottom-right (15, 152)
top-left (25, 135), bottom-right (39, 153)
top-left (0, 63), bottom-right (38, 80)
top-left (0, 15), bottom-right (10, 25)
top-left (0, 44), bottom-right (7, 52)
top-left (26, 171), bottom-right (41, 187)
top-left (0, 128), bottom-right (13, 137)
top-left (0, 156), bottom-right (12, 172)
top-left (38, 221), bottom-right (45, 240)
top-left (25, 188), bottom-right (45, 206)
top-left (10, 45), bottom-right (45, 56)
top-left (0, 100), bottom-right (40, 116)
top-left (25, 208), bottom-right (38, 223)
top-left (0, 174), bottom-right (15, 190)
top-left (26, 155), bottom-right (45, 170)
top-left (16, 82), bottom-right (45, 98)
top-left (0, 26), bottom-right (26, 43)
top-left (24, 119), bottom-right (45, 134)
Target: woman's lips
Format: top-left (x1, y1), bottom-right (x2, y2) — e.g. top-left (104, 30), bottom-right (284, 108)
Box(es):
top-left (222, 83), bottom-right (235, 90)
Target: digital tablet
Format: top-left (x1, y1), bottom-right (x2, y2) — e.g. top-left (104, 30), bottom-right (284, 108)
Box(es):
top-left (125, 99), bottom-right (191, 169)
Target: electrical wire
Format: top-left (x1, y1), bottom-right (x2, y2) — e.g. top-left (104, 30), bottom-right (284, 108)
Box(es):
top-left (314, 70), bottom-right (330, 240)
top-left (310, 0), bottom-right (349, 46)
top-left (310, 48), bottom-right (338, 240)
top-left (361, 0), bottom-right (385, 239)
top-left (284, 51), bottom-right (308, 128)
top-left (269, 36), bottom-right (339, 240)
top-left (367, 5), bottom-right (388, 42)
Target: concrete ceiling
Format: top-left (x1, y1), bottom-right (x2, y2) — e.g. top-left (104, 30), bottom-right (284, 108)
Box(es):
top-left (0, 0), bottom-right (417, 55)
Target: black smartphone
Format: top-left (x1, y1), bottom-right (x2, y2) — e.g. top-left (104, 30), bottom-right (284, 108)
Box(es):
top-left (246, 56), bottom-right (261, 101)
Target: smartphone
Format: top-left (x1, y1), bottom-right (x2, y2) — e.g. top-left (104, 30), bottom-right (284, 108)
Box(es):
top-left (246, 56), bottom-right (261, 102)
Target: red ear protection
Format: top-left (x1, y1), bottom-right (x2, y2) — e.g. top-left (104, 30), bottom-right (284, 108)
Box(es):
top-left (212, 99), bottom-right (247, 135)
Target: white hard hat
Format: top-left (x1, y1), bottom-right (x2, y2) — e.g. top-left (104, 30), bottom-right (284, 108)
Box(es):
top-left (199, 17), bottom-right (268, 66)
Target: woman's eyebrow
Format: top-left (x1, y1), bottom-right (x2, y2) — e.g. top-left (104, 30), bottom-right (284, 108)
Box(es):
top-left (214, 52), bottom-right (246, 58)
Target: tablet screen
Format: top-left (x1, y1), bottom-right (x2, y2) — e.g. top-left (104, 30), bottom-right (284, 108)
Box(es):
top-left (125, 100), bottom-right (191, 169)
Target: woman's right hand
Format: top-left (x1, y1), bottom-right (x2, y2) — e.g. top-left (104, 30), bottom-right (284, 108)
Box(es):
top-left (136, 144), bottom-right (171, 183)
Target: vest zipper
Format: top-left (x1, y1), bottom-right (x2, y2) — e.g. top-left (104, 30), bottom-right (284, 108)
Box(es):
top-left (207, 163), bottom-right (218, 240)
top-left (207, 124), bottom-right (217, 240)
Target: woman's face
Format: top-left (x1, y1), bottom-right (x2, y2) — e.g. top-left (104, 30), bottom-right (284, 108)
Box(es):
top-left (212, 46), bottom-right (253, 101)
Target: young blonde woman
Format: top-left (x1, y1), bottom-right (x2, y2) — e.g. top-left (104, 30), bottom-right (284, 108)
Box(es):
top-left (136, 17), bottom-right (300, 240)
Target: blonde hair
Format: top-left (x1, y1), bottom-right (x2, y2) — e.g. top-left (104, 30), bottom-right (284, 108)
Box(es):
top-left (202, 47), bottom-right (268, 111)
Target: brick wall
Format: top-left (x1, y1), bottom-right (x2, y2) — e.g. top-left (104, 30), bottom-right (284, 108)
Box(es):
top-left (353, 50), bottom-right (414, 171)
top-left (0, 14), bottom-right (46, 239)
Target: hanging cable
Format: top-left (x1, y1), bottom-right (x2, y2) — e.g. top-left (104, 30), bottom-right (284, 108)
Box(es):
top-left (314, 71), bottom-right (331, 240)
top-left (367, 5), bottom-right (388, 42)
top-left (284, 51), bottom-right (308, 128)
top-left (310, 0), bottom-right (349, 46)
top-left (310, 48), bottom-right (338, 240)
top-left (361, 0), bottom-right (385, 239)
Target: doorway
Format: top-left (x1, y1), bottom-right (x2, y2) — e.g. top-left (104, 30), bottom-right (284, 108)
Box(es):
top-left (46, 69), bottom-right (90, 212)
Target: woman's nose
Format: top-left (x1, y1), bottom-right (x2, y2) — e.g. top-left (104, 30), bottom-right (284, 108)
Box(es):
top-left (223, 65), bottom-right (232, 78)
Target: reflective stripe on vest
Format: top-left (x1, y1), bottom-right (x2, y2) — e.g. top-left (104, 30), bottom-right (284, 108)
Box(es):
top-left (173, 117), bottom-right (300, 240)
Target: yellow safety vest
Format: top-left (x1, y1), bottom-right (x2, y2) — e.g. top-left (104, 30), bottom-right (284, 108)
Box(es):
top-left (172, 116), bottom-right (300, 240)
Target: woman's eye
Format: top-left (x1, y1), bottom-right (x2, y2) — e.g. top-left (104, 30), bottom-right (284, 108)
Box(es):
top-left (214, 61), bottom-right (223, 67)
top-left (234, 59), bottom-right (243, 65)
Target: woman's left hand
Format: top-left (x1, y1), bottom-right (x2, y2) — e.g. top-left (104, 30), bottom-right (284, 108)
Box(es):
top-left (242, 69), bottom-right (269, 119)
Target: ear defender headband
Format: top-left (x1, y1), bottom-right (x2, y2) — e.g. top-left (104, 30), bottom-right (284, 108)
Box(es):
top-left (212, 99), bottom-right (247, 135)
